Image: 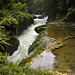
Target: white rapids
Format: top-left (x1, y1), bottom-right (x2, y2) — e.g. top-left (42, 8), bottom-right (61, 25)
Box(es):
top-left (7, 15), bottom-right (48, 64)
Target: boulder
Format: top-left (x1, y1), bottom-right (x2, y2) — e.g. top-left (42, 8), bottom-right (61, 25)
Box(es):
top-left (6, 37), bottom-right (19, 55)
top-left (35, 25), bottom-right (47, 33)
top-left (0, 37), bottom-right (19, 55)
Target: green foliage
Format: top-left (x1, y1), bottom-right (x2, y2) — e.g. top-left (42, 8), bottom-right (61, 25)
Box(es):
top-left (63, 7), bottom-right (75, 21)
top-left (12, 11), bottom-right (32, 23)
top-left (0, 17), bottom-right (18, 27)
top-left (0, 17), bottom-right (10, 51)
top-left (31, 0), bottom-right (45, 14)
top-left (0, 10), bottom-right (11, 20)
top-left (58, 0), bottom-right (67, 14)
top-left (0, 0), bottom-right (34, 53)
top-left (0, 31), bottom-right (9, 43)
top-left (31, 0), bottom-right (75, 20)
top-left (0, 30), bottom-right (11, 51)
top-left (56, 14), bottom-right (64, 19)
top-left (11, 2), bottom-right (28, 13)
top-left (0, 53), bottom-right (55, 75)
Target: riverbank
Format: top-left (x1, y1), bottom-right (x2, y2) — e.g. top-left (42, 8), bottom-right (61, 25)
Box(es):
top-left (0, 17), bottom-right (60, 75)
top-left (0, 12), bottom-right (34, 55)
top-left (0, 17), bottom-right (75, 75)
top-left (0, 30), bottom-right (62, 75)
top-left (47, 19), bottom-right (75, 26)
top-left (25, 19), bottom-right (75, 75)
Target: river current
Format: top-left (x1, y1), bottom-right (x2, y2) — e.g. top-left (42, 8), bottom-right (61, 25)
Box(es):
top-left (7, 15), bottom-right (48, 64)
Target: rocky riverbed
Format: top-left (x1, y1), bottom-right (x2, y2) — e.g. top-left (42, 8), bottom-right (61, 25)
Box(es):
top-left (28, 20), bottom-right (75, 75)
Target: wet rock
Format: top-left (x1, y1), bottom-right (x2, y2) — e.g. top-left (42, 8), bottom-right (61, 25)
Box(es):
top-left (28, 30), bottom-right (46, 54)
top-left (38, 16), bottom-right (44, 19)
top-left (28, 41), bottom-right (41, 54)
top-left (29, 50), bottom-right (55, 70)
top-left (35, 15), bottom-right (44, 19)
top-left (6, 37), bottom-right (19, 55)
top-left (35, 25), bottom-right (47, 33)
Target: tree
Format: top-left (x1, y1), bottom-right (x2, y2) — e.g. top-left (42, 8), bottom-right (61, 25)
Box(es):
top-left (58, 0), bottom-right (67, 15)
top-left (43, 0), bottom-right (58, 18)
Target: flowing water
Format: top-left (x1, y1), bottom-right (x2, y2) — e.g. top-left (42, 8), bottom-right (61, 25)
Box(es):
top-left (7, 15), bottom-right (48, 64)
top-left (7, 15), bottom-right (75, 74)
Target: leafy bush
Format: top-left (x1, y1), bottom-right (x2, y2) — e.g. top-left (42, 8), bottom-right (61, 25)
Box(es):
top-left (0, 17), bottom-right (18, 27)
top-left (0, 1), bottom-right (34, 52)
top-left (12, 11), bottom-right (33, 24)
top-left (0, 10), bottom-right (12, 20)
top-left (11, 2), bottom-right (28, 13)
top-left (56, 14), bottom-right (64, 19)
top-left (0, 30), bottom-right (10, 51)
top-left (63, 7), bottom-right (75, 21)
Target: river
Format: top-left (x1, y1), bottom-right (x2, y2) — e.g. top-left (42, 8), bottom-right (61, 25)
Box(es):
top-left (7, 15), bottom-right (48, 64)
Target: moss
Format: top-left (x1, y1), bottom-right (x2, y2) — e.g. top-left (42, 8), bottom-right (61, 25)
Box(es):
top-left (28, 30), bottom-right (45, 53)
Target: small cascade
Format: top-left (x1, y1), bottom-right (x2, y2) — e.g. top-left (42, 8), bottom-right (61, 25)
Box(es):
top-left (8, 15), bottom-right (48, 64)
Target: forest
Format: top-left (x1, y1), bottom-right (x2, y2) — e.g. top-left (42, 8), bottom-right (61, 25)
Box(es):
top-left (0, 0), bottom-right (75, 75)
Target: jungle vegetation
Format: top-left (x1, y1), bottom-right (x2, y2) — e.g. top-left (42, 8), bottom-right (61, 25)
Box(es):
top-left (31, 0), bottom-right (75, 21)
top-left (0, 0), bottom-right (75, 75)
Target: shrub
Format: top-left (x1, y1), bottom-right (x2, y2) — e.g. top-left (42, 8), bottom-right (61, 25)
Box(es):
top-left (63, 7), bottom-right (75, 22)
top-left (0, 30), bottom-right (10, 52)
top-left (0, 16), bottom-right (18, 28)
top-left (11, 2), bottom-right (28, 13)
top-left (12, 11), bottom-right (33, 23)
top-left (0, 10), bottom-right (11, 20)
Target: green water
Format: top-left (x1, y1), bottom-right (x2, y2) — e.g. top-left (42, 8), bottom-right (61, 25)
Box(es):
top-left (47, 26), bottom-right (75, 73)
top-left (53, 38), bottom-right (75, 72)
top-left (47, 26), bottom-right (75, 40)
